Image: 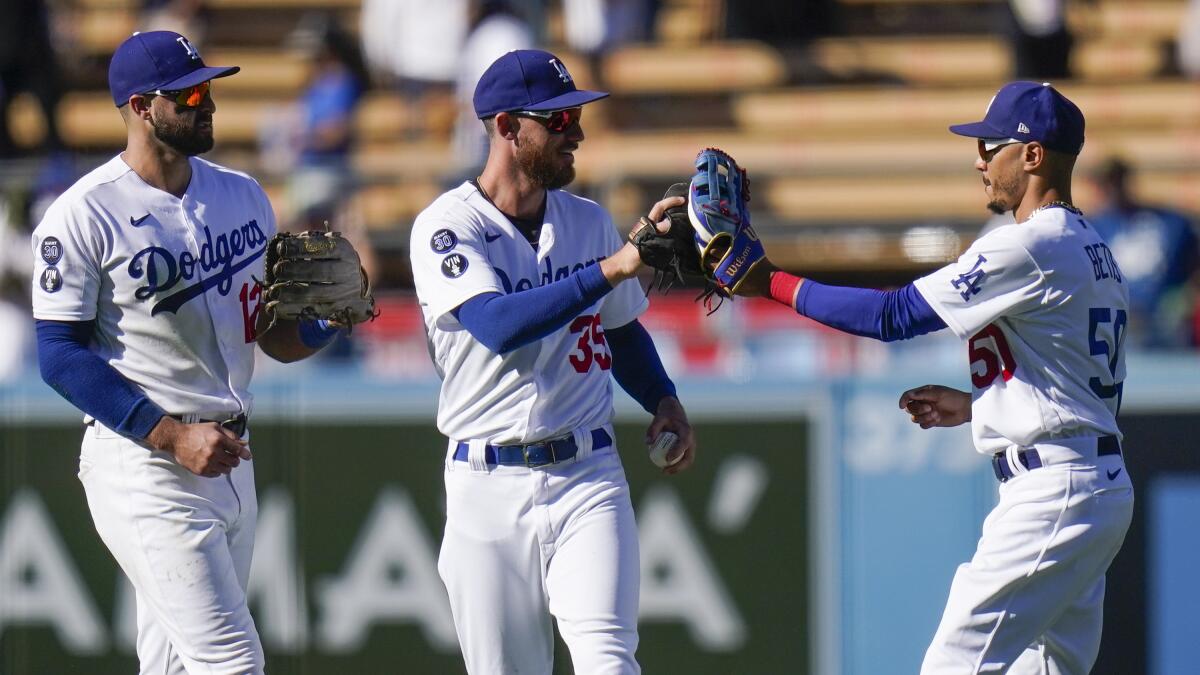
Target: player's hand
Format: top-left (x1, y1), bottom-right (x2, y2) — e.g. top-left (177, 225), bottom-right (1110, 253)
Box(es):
top-left (646, 395), bottom-right (696, 475)
top-left (731, 257), bottom-right (779, 298)
top-left (898, 385), bottom-right (973, 429)
top-left (647, 194), bottom-right (686, 226)
top-left (601, 195), bottom-right (685, 285)
top-left (147, 416), bottom-right (252, 477)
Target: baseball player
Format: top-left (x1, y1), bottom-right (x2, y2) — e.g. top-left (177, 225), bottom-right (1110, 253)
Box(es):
top-left (410, 49), bottom-right (697, 674)
top-left (31, 31), bottom-right (340, 673)
top-left (728, 82), bottom-right (1133, 673)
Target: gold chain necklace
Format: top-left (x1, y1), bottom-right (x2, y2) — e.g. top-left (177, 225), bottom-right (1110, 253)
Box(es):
top-left (1026, 200), bottom-right (1082, 221)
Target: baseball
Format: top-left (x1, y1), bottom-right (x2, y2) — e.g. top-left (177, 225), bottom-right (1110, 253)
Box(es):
top-left (648, 431), bottom-right (681, 468)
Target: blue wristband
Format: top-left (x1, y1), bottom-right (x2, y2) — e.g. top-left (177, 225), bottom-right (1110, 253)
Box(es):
top-left (298, 319), bottom-right (341, 349)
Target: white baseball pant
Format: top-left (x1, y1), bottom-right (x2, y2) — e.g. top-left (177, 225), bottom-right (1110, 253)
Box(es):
top-left (79, 422), bottom-right (263, 675)
top-left (921, 439), bottom-right (1134, 675)
top-left (438, 440), bottom-right (640, 675)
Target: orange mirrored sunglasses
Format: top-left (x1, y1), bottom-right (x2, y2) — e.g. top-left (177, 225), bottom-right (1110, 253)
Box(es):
top-left (149, 81), bottom-right (211, 107)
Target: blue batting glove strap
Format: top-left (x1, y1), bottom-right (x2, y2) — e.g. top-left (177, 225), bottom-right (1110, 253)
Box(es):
top-left (298, 318), bottom-right (341, 349)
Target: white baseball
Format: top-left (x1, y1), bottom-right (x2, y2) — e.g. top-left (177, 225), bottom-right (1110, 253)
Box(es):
top-left (648, 431), bottom-right (681, 468)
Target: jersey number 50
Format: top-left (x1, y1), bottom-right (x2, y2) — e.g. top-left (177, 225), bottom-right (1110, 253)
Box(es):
top-left (569, 314), bottom-right (611, 373)
top-left (968, 324), bottom-right (1017, 388)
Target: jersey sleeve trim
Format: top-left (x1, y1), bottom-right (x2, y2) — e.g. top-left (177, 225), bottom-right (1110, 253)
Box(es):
top-left (33, 309), bottom-right (99, 322)
top-left (429, 285), bottom-right (506, 331)
top-left (913, 276), bottom-right (970, 339)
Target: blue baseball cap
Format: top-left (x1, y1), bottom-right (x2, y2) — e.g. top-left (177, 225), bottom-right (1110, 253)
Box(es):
top-left (473, 49), bottom-right (608, 119)
top-left (108, 31), bottom-right (240, 107)
top-left (949, 81), bottom-right (1085, 155)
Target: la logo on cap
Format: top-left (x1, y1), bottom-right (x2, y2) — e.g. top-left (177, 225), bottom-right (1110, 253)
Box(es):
top-left (176, 35), bottom-right (200, 61)
top-left (549, 58), bottom-right (571, 84)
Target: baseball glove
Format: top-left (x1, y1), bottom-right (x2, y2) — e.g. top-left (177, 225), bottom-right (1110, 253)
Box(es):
top-left (687, 147), bottom-right (765, 302)
top-left (629, 182), bottom-right (704, 292)
top-left (260, 230), bottom-right (377, 330)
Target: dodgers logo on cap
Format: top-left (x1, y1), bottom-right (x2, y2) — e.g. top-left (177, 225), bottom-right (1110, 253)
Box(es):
top-left (108, 31), bottom-right (241, 107)
top-left (473, 49), bottom-right (609, 119)
top-left (949, 81), bottom-right (1085, 155)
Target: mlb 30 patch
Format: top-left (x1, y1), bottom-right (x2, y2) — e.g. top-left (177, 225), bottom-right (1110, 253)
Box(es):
top-left (40, 237), bottom-right (63, 264)
top-left (431, 229), bottom-right (458, 254)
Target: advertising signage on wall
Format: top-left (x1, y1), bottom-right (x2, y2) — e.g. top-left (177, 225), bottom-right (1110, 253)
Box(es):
top-left (1, 420), bottom-right (811, 674)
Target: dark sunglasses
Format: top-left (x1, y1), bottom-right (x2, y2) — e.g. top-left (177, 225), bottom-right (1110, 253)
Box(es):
top-left (512, 107), bottom-right (582, 133)
top-left (146, 81), bottom-right (211, 107)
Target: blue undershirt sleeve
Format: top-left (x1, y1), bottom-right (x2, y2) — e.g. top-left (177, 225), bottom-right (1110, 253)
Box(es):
top-left (794, 281), bottom-right (947, 341)
top-left (36, 319), bottom-right (166, 440)
top-left (606, 319), bottom-right (677, 414)
top-left (452, 263), bottom-right (614, 353)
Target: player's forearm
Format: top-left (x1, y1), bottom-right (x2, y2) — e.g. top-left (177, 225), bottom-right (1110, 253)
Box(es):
top-left (768, 271), bottom-right (947, 341)
top-left (599, 243), bottom-right (644, 285)
top-left (255, 316), bottom-right (337, 363)
top-left (36, 319), bottom-right (166, 439)
top-left (607, 319), bottom-right (677, 414)
top-left (454, 264), bottom-right (614, 353)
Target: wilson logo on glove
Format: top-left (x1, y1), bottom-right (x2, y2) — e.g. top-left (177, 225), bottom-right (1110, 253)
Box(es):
top-left (628, 148), bottom-right (764, 313)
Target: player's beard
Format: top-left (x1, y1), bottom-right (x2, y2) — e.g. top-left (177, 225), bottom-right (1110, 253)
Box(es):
top-left (985, 173), bottom-right (1021, 214)
top-left (151, 111), bottom-right (214, 156)
top-left (516, 140), bottom-right (575, 190)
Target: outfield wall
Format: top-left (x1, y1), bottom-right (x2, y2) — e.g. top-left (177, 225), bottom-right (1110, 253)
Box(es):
top-left (2, 353), bottom-right (1198, 674)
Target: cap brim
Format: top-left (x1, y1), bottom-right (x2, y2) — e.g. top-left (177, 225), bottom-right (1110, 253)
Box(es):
top-left (158, 65), bottom-right (240, 92)
top-left (523, 89), bottom-right (609, 112)
top-left (948, 120), bottom-right (1006, 139)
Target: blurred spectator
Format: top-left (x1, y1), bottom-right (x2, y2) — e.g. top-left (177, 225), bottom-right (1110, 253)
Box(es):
top-left (260, 17), bottom-right (376, 362)
top-left (282, 17), bottom-right (369, 229)
top-left (1007, 0), bottom-right (1072, 79)
top-left (1179, 0), bottom-right (1200, 77)
top-left (360, 0), bottom-right (467, 92)
top-left (0, 192), bottom-right (33, 380)
top-left (139, 0), bottom-right (209, 47)
top-left (452, 1), bottom-right (534, 179)
top-left (1089, 158), bottom-right (1200, 350)
top-left (0, 0), bottom-right (65, 156)
top-left (562, 0), bottom-right (659, 56)
top-left (0, 155), bottom-right (74, 380)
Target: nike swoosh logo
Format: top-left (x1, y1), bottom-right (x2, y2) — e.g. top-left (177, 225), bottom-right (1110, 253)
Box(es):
top-left (1107, 468), bottom-right (1122, 480)
top-left (130, 214), bottom-right (151, 227)
top-left (484, 231), bottom-right (502, 242)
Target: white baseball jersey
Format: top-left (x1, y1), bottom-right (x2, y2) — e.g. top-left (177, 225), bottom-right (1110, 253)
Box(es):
top-left (31, 154), bottom-right (277, 415)
top-left (410, 182), bottom-right (648, 443)
top-left (915, 206), bottom-right (1129, 453)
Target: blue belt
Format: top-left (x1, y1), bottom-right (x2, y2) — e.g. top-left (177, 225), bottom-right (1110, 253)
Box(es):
top-left (453, 429), bottom-right (612, 467)
top-left (992, 435), bottom-right (1121, 483)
